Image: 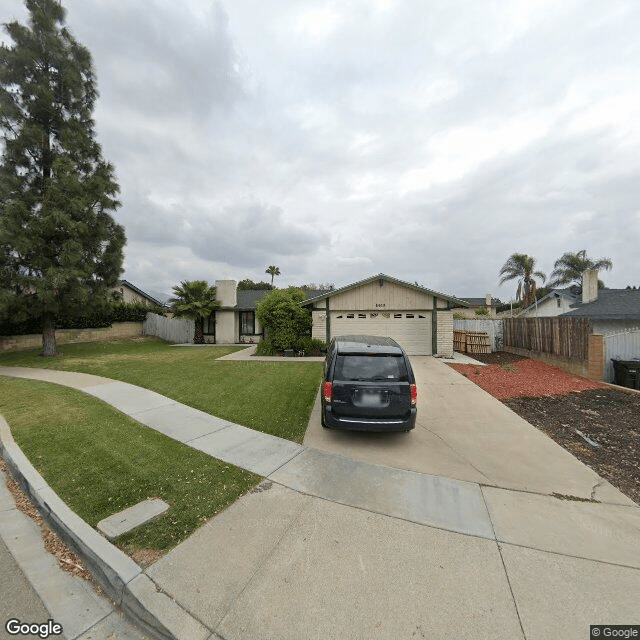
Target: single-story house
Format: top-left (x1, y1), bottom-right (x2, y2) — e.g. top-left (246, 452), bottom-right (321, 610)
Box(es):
top-left (115, 280), bottom-right (168, 307)
top-left (518, 286), bottom-right (581, 317)
top-left (302, 273), bottom-right (469, 356)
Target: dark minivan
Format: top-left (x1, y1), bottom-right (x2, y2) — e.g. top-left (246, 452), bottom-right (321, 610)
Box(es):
top-left (321, 335), bottom-right (417, 432)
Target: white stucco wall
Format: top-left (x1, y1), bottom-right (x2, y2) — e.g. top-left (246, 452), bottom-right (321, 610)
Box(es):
top-left (215, 310), bottom-right (237, 344)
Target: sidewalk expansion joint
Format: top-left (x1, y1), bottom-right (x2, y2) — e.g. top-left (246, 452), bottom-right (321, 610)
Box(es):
top-left (496, 539), bottom-right (640, 572)
top-left (494, 542), bottom-right (527, 640)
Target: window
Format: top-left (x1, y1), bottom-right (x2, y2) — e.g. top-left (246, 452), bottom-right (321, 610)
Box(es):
top-left (347, 313), bottom-right (355, 318)
top-left (335, 355), bottom-right (408, 382)
top-left (370, 313), bottom-right (378, 318)
top-left (394, 313), bottom-right (402, 319)
top-left (406, 313), bottom-right (414, 319)
top-left (358, 313), bottom-right (366, 319)
top-left (204, 313), bottom-right (216, 335)
top-left (240, 311), bottom-right (255, 335)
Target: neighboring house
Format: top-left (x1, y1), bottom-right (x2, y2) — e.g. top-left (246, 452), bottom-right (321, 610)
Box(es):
top-left (562, 271), bottom-right (640, 383)
top-left (518, 286), bottom-right (580, 318)
top-left (452, 294), bottom-right (501, 318)
top-left (301, 273), bottom-right (469, 356)
top-left (115, 280), bottom-right (167, 307)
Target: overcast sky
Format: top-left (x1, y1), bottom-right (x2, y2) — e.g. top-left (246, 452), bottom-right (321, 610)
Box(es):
top-left (2, 0), bottom-right (639, 301)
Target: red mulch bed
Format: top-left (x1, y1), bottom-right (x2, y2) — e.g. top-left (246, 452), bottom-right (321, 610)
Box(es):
top-left (449, 358), bottom-right (604, 400)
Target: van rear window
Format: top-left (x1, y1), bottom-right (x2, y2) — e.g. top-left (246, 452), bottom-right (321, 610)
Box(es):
top-left (335, 355), bottom-right (408, 381)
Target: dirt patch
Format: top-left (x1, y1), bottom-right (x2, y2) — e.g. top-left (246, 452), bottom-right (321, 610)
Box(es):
top-left (447, 354), bottom-right (639, 505)
top-left (465, 352), bottom-right (528, 366)
top-left (505, 390), bottom-right (640, 505)
top-left (449, 358), bottom-right (604, 400)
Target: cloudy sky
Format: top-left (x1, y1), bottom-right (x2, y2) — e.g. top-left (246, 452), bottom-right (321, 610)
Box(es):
top-left (2, 0), bottom-right (639, 301)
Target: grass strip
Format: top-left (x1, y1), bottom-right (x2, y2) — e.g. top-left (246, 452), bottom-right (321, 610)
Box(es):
top-left (0, 338), bottom-right (323, 442)
top-left (0, 376), bottom-right (260, 554)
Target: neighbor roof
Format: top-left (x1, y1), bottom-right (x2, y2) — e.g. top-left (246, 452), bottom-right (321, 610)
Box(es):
top-left (563, 289), bottom-right (640, 320)
top-left (302, 273), bottom-right (469, 307)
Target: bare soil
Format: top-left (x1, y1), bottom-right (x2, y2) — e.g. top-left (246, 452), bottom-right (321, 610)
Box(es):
top-left (449, 353), bottom-right (640, 505)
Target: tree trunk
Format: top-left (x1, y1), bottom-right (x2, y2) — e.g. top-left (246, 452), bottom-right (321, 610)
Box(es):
top-left (42, 311), bottom-right (57, 357)
top-left (193, 318), bottom-right (205, 344)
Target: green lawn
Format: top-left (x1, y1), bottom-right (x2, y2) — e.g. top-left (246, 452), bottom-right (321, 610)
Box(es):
top-left (0, 338), bottom-right (323, 442)
top-left (0, 376), bottom-right (261, 554)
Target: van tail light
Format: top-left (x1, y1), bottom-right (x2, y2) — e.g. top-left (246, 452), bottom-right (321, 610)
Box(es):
top-left (410, 383), bottom-right (417, 407)
top-left (323, 381), bottom-right (332, 403)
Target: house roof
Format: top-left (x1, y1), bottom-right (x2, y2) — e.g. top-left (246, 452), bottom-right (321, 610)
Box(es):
top-left (236, 288), bottom-right (323, 310)
top-left (237, 289), bottom-right (271, 309)
top-left (301, 273), bottom-right (469, 307)
top-left (120, 280), bottom-right (166, 307)
top-left (562, 289), bottom-right (640, 320)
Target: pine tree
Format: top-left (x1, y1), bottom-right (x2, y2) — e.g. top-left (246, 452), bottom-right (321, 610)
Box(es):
top-left (0, 0), bottom-right (125, 355)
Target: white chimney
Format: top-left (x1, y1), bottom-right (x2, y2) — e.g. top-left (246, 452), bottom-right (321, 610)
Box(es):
top-left (215, 280), bottom-right (237, 307)
top-left (485, 294), bottom-right (492, 307)
top-left (582, 269), bottom-right (598, 304)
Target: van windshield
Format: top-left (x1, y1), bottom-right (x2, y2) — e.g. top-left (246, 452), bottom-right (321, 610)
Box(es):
top-left (335, 355), bottom-right (408, 382)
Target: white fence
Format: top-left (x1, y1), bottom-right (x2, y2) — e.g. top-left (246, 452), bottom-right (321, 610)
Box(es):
top-left (143, 312), bottom-right (194, 344)
top-left (603, 328), bottom-right (640, 383)
top-left (453, 318), bottom-right (504, 352)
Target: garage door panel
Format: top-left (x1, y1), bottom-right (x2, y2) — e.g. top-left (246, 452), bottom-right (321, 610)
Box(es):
top-left (331, 311), bottom-right (432, 355)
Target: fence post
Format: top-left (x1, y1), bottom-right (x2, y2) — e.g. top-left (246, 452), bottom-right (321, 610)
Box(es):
top-left (587, 334), bottom-right (604, 380)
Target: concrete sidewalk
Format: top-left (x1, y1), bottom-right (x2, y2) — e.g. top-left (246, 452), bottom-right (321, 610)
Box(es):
top-left (1, 362), bottom-right (639, 640)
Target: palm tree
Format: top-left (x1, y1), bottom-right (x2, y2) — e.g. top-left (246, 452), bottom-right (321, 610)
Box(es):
top-left (265, 265), bottom-right (281, 286)
top-left (170, 280), bottom-right (219, 344)
top-left (550, 250), bottom-right (613, 289)
top-left (498, 253), bottom-right (546, 308)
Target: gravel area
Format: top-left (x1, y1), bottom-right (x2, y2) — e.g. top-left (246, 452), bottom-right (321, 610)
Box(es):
top-left (448, 353), bottom-right (639, 505)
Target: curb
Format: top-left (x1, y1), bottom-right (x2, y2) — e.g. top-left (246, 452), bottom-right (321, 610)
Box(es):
top-left (0, 415), bottom-right (211, 640)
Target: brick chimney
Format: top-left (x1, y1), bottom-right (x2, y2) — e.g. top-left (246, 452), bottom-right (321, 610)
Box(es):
top-left (582, 269), bottom-right (598, 304)
top-left (215, 280), bottom-right (237, 307)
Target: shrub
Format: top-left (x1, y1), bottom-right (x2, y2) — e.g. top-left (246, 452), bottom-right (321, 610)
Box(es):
top-left (475, 307), bottom-right (489, 316)
top-left (255, 338), bottom-right (277, 356)
top-left (255, 288), bottom-right (312, 351)
top-left (296, 337), bottom-right (326, 356)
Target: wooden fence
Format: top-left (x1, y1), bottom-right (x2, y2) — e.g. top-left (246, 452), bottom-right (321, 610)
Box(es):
top-left (503, 317), bottom-right (591, 361)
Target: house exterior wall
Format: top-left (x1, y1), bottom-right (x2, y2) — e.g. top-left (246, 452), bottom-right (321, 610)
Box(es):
top-left (329, 280), bottom-right (433, 311)
top-left (312, 310), bottom-right (326, 342)
top-left (436, 311), bottom-right (454, 357)
top-left (519, 297), bottom-right (573, 317)
top-left (117, 285), bottom-right (153, 305)
top-left (209, 309), bottom-right (237, 344)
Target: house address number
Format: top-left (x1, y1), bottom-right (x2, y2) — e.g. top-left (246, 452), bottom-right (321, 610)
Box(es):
top-left (375, 303), bottom-right (386, 308)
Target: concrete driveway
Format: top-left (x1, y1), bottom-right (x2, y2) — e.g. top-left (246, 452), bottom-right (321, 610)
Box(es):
top-left (305, 356), bottom-right (632, 503)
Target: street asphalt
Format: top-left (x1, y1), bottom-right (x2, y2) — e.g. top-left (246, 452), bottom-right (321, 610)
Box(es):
top-left (0, 349), bottom-right (638, 640)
